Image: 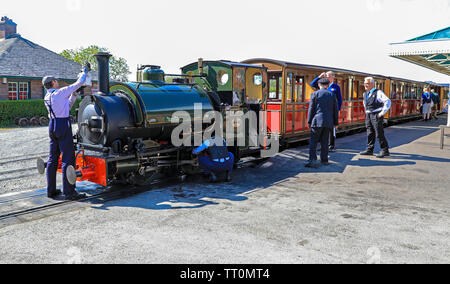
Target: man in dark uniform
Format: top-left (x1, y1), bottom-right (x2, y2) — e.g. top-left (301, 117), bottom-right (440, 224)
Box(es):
top-left (306, 78), bottom-right (339, 168)
top-left (192, 137), bottom-right (234, 182)
top-left (360, 77), bottom-right (391, 158)
top-left (43, 65), bottom-right (89, 200)
top-left (311, 71), bottom-right (342, 152)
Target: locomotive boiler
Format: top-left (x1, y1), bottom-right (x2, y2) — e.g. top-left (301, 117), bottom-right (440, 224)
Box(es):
top-left (78, 53), bottom-right (214, 152)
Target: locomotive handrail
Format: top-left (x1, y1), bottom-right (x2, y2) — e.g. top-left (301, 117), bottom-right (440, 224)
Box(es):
top-left (133, 82), bottom-right (197, 89)
top-left (164, 74), bottom-right (207, 78)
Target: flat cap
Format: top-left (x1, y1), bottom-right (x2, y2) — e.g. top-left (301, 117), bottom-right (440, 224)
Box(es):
top-left (42, 76), bottom-right (57, 87)
top-left (318, 78), bottom-right (330, 85)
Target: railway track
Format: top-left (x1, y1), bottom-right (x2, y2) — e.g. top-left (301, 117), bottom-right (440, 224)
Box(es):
top-left (0, 175), bottom-right (183, 228)
top-left (0, 154), bottom-right (48, 166)
top-left (0, 153), bottom-right (269, 228)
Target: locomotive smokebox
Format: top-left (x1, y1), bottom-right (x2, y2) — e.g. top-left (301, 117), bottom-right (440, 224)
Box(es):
top-left (95, 52), bottom-right (112, 94)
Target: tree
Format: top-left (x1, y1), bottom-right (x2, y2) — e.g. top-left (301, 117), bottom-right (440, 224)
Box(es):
top-left (60, 45), bottom-right (131, 82)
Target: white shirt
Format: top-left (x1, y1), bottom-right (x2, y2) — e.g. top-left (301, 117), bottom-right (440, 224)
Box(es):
top-left (44, 72), bottom-right (87, 119)
top-left (363, 88), bottom-right (391, 116)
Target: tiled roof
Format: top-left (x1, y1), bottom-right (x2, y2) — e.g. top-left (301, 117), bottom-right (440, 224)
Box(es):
top-left (0, 34), bottom-right (96, 81)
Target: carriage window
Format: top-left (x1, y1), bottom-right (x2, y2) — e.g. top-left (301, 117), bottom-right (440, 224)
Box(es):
top-left (268, 73), bottom-right (283, 101)
top-left (295, 77), bottom-right (304, 102)
top-left (405, 84), bottom-right (411, 99)
top-left (286, 73), bottom-right (293, 103)
top-left (391, 83), bottom-right (397, 99)
top-left (375, 81), bottom-right (384, 93)
top-left (356, 80), bottom-right (365, 99)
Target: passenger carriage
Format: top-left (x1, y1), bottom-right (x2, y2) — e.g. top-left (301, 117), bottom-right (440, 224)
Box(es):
top-left (242, 58), bottom-right (447, 144)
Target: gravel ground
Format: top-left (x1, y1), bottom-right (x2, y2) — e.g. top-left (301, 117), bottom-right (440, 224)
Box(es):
top-left (0, 125), bottom-right (80, 195)
top-left (0, 118), bottom-right (449, 263)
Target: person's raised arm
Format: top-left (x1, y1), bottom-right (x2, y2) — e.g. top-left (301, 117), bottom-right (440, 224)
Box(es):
top-left (58, 65), bottom-right (89, 99)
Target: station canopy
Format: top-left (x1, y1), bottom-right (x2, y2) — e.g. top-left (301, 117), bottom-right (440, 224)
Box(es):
top-left (389, 27), bottom-right (450, 76)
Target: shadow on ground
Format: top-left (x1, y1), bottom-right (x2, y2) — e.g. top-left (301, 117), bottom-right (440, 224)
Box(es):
top-left (90, 116), bottom-right (450, 212)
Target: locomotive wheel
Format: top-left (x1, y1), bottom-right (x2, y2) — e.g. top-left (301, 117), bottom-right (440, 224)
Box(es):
top-left (30, 117), bottom-right (40, 126)
top-left (39, 116), bottom-right (49, 126)
top-left (18, 118), bottom-right (29, 128)
top-left (37, 158), bottom-right (46, 175)
top-left (67, 166), bottom-right (77, 186)
top-left (181, 164), bottom-right (200, 176)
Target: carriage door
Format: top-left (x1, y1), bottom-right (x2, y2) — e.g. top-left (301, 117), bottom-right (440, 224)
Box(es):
top-left (294, 76), bottom-right (305, 132)
top-left (285, 72), bottom-right (295, 134)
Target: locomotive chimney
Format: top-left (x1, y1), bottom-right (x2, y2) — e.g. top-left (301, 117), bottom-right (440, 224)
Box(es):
top-left (95, 52), bottom-right (112, 95)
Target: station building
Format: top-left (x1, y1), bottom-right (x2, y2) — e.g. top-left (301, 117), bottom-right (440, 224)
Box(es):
top-left (390, 26), bottom-right (450, 105)
top-left (0, 17), bottom-right (96, 101)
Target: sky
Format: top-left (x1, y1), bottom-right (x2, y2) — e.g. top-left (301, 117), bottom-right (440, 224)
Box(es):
top-left (2, 0), bottom-right (450, 83)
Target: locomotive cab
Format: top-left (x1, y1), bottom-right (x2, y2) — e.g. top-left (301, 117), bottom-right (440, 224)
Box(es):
top-left (181, 60), bottom-right (268, 107)
top-left (181, 60), bottom-right (269, 148)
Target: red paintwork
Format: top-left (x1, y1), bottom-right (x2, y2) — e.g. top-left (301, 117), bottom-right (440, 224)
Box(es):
top-left (58, 152), bottom-right (107, 187)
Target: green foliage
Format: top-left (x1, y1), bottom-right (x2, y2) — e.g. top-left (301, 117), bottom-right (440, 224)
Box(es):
top-left (60, 45), bottom-right (131, 82)
top-left (0, 99), bottom-right (81, 127)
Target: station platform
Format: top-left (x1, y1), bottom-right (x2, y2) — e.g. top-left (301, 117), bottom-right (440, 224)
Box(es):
top-left (0, 116), bottom-right (449, 263)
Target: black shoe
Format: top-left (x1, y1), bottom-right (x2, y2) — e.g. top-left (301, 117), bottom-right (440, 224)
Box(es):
top-left (47, 189), bottom-right (62, 199)
top-left (225, 171), bottom-right (232, 182)
top-left (305, 161), bottom-right (317, 168)
top-left (321, 161), bottom-right (330, 166)
top-left (376, 152), bottom-right (390, 158)
top-left (64, 193), bottom-right (87, 201)
top-left (360, 150), bottom-right (374, 156)
top-left (329, 146), bottom-right (336, 152)
top-left (209, 173), bottom-right (217, 183)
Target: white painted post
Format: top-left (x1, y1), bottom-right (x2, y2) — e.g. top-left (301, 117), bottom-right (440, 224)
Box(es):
top-left (447, 110), bottom-right (450, 127)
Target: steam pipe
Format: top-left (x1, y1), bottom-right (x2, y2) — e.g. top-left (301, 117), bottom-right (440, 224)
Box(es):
top-left (95, 52), bottom-right (112, 95)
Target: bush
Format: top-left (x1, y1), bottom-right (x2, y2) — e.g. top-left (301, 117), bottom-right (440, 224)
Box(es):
top-left (0, 99), bottom-right (81, 127)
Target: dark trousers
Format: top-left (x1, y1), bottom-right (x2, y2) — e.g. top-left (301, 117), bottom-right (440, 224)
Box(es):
top-left (365, 113), bottom-right (389, 153)
top-left (309, 127), bottom-right (331, 162)
top-left (47, 118), bottom-right (76, 196)
top-left (198, 153), bottom-right (234, 175)
top-left (329, 128), bottom-right (336, 148)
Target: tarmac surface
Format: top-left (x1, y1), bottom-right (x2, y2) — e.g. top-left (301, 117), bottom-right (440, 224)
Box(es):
top-left (0, 117), bottom-right (449, 264)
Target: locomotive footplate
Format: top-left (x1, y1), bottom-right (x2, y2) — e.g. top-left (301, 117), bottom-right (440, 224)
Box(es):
top-left (64, 146), bottom-right (198, 187)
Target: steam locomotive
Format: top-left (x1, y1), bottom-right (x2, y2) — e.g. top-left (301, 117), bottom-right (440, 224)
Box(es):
top-left (38, 53), bottom-right (269, 187)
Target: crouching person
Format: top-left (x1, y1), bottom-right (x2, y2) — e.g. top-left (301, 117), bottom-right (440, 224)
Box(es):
top-left (192, 137), bottom-right (234, 183)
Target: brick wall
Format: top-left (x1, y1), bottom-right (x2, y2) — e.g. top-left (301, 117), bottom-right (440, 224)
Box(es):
top-left (30, 79), bottom-right (44, 99)
top-left (0, 83), bottom-right (7, 100)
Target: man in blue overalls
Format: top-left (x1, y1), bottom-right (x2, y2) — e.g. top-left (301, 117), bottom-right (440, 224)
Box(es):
top-left (43, 66), bottom-right (89, 200)
top-left (192, 137), bottom-right (234, 182)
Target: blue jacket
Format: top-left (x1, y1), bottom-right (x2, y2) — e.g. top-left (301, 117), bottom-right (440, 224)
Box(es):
top-left (311, 77), bottom-right (343, 111)
top-left (422, 92), bottom-right (432, 104)
top-left (308, 88), bottom-right (339, 129)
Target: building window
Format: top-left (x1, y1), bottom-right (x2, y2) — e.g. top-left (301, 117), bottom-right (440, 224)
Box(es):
top-left (19, 82), bottom-right (29, 100)
top-left (8, 82), bottom-right (29, 100)
top-left (8, 82), bottom-right (18, 100)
